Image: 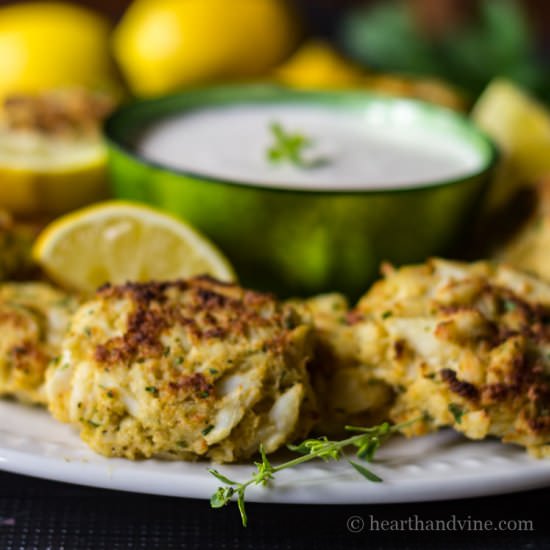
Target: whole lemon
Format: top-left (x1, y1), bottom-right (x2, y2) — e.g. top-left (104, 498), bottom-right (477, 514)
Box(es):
top-left (113, 0), bottom-right (301, 97)
top-left (0, 2), bottom-right (121, 100)
top-left (272, 41), bottom-right (365, 90)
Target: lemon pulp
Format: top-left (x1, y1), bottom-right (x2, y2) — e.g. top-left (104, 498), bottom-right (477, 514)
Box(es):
top-left (33, 201), bottom-right (236, 293)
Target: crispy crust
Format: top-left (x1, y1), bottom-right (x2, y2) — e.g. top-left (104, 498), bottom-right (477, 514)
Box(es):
top-left (353, 258), bottom-right (550, 453)
top-left (93, 277), bottom-right (299, 370)
top-left (47, 277), bottom-right (317, 462)
top-left (2, 89), bottom-right (114, 138)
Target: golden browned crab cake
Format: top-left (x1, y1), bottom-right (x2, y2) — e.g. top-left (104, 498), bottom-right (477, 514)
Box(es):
top-left (352, 258), bottom-right (550, 457)
top-left (499, 180), bottom-right (550, 281)
top-left (300, 293), bottom-right (394, 435)
top-left (46, 277), bottom-right (317, 463)
top-left (0, 282), bottom-right (78, 404)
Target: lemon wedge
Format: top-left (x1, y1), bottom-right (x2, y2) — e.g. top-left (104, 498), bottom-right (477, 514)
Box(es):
top-left (472, 79), bottom-right (550, 209)
top-left (33, 201), bottom-right (236, 293)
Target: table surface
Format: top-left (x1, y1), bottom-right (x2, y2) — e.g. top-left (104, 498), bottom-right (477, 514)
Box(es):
top-left (0, 470), bottom-right (548, 549)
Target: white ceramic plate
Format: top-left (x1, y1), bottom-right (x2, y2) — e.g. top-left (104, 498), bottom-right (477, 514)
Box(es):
top-left (2, 399), bottom-right (550, 503)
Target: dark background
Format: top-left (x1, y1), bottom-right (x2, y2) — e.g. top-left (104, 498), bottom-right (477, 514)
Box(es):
top-left (1, 470), bottom-right (549, 549)
top-left (1, 0), bottom-right (547, 38)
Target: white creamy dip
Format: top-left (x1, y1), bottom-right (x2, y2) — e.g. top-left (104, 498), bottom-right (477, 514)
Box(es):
top-left (138, 103), bottom-right (485, 191)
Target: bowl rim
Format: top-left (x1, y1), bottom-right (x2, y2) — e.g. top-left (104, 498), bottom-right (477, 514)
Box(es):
top-left (104, 84), bottom-right (499, 196)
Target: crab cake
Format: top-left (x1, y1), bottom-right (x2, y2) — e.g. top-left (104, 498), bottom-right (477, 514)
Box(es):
top-left (301, 293), bottom-right (394, 435)
top-left (499, 180), bottom-right (550, 281)
top-left (46, 277), bottom-right (317, 462)
top-left (0, 282), bottom-right (78, 404)
top-left (352, 258), bottom-right (550, 456)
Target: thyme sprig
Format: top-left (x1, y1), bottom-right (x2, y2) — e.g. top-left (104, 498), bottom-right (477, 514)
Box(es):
top-left (209, 419), bottom-right (417, 526)
top-left (266, 122), bottom-right (328, 168)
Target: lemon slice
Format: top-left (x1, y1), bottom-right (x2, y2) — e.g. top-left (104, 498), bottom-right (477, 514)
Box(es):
top-left (472, 78), bottom-right (550, 209)
top-left (0, 87), bottom-right (117, 217)
top-left (33, 201), bottom-right (236, 293)
top-left (0, 136), bottom-right (108, 216)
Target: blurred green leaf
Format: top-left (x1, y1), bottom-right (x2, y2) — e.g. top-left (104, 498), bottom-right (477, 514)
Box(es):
top-left (341, 2), bottom-right (438, 75)
top-left (340, 0), bottom-right (548, 98)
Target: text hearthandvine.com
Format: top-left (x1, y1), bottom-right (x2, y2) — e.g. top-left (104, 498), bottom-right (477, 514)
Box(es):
top-left (346, 514), bottom-right (534, 533)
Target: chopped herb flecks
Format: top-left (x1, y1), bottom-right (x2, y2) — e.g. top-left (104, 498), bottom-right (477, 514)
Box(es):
top-left (202, 425), bottom-right (214, 436)
top-left (448, 403), bottom-right (464, 424)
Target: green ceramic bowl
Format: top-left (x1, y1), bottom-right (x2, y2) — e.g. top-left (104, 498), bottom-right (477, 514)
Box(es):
top-left (104, 85), bottom-right (497, 298)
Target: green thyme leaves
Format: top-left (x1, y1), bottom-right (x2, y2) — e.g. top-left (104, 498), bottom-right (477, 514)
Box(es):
top-left (448, 403), bottom-right (464, 424)
top-left (209, 418), bottom-right (419, 527)
top-left (267, 122), bottom-right (328, 169)
top-left (202, 425), bottom-right (214, 437)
